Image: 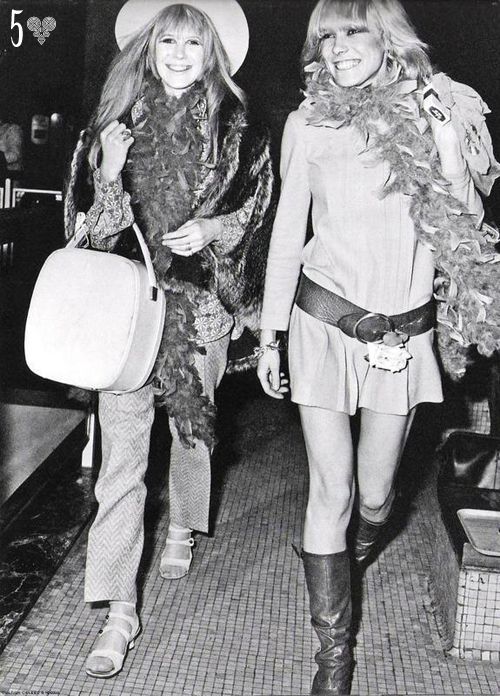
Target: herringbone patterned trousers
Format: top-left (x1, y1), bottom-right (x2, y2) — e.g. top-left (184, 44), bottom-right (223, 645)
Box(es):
top-left (84, 334), bottom-right (229, 603)
top-left (168, 334), bottom-right (230, 532)
top-left (85, 385), bottom-right (154, 603)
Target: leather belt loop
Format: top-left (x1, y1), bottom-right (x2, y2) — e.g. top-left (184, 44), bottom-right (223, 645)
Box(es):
top-left (295, 273), bottom-right (435, 343)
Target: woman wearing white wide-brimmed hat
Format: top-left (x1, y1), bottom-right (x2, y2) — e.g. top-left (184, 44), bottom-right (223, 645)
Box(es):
top-left (65, 0), bottom-right (275, 678)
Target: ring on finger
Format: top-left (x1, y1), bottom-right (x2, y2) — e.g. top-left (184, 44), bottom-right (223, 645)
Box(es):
top-left (121, 128), bottom-right (131, 141)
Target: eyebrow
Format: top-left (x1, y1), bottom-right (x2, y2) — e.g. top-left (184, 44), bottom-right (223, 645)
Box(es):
top-left (320, 21), bottom-right (367, 32)
top-left (158, 31), bottom-right (202, 39)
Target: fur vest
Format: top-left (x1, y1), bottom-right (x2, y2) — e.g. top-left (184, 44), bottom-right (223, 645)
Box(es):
top-left (65, 92), bottom-right (276, 447)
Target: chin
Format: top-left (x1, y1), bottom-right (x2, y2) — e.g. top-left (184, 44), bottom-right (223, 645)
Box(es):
top-left (333, 74), bottom-right (364, 88)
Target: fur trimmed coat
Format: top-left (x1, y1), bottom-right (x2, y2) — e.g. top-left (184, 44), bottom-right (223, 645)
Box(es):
top-left (65, 93), bottom-right (276, 446)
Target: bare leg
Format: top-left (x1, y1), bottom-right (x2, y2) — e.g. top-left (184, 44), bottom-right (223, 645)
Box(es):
top-left (357, 408), bottom-right (415, 523)
top-left (352, 408), bottom-right (415, 565)
top-left (299, 404), bottom-right (354, 695)
top-left (299, 405), bottom-right (355, 554)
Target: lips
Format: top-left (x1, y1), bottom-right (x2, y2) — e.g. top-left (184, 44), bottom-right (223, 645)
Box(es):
top-left (334, 59), bottom-right (361, 71)
top-left (167, 65), bottom-right (191, 72)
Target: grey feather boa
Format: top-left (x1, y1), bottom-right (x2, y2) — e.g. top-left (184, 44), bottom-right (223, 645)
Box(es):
top-left (302, 66), bottom-right (500, 379)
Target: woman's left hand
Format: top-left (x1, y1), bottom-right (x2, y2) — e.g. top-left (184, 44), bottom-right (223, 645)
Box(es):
top-left (162, 218), bottom-right (222, 256)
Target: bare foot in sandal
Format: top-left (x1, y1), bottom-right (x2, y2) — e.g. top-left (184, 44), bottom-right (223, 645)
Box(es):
top-left (86, 601), bottom-right (140, 678)
top-left (159, 524), bottom-right (194, 580)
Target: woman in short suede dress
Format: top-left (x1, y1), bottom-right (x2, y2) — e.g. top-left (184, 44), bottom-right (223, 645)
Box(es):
top-left (257, 1), bottom-right (499, 694)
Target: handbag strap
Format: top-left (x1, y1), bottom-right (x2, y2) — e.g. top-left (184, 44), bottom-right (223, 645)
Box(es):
top-left (132, 222), bottom-right (160, 301)
top-left (66, 219), bottom-right (160, 302)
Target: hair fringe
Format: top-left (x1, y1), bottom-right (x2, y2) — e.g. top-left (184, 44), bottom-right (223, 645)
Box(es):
top-left (88, 4), bottom-right (246, 170)
top-left (302, 0), bottom-right (433, 84)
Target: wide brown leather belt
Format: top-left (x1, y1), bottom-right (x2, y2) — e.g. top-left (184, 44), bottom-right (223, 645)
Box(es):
top-left (295, 273), bottom-right (435, 344)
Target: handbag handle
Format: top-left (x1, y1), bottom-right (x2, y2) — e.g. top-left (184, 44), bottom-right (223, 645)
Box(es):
top-left (67, 219), bottom-right (160, 302)
top-left (132, 222), bottom-right (160, 301)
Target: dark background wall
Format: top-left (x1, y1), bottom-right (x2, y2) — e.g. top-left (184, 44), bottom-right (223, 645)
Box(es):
top-left (0, 0), bottom-right (499, 211)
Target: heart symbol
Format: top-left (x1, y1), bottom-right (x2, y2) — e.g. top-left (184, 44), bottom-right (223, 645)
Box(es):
top-left (27, 17), bottom-right (56, 44)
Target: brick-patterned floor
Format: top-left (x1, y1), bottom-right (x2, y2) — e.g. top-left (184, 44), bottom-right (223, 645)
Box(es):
top-left (0, 378), bottom-right (499, 695)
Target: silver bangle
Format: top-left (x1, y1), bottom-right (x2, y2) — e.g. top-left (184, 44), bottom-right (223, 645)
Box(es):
top-left (253, 340), bottom-right (281, 360)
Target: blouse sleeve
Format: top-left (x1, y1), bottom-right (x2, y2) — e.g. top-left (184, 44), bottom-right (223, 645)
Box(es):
top-left (260, 111), bottom-right (312, 331)
top-left (445, 163), bottom-right (484, 226)
top-left (84, 169), bottom-right (134, 251)
top-left (212, 197), bottom-right (255, 253)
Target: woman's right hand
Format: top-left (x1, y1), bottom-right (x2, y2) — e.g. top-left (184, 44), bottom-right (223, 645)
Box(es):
top-left (99, 120), bottom-right (134, 183)
top-left (257, 331), bottom-right (289, 399)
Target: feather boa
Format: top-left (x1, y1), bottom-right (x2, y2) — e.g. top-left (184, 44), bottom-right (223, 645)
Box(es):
top-left (65, 84), bottom-right (274, 447)
top-left (125, 82), bottom-right (216, 449)
top-left (302, 67), bottom-right (500, 378)
top-left (125, 80), bottom-right (209, 286)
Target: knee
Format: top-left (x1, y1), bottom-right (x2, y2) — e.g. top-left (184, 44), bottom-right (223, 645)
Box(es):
top-left (359, 488), bottom-right (394, 518)
top-left (309, 475), bottom-right (352, 515)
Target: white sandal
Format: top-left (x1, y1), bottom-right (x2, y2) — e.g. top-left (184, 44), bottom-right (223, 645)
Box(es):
top-left (159, 536), bottom-right (195, 579)
top-left (85, 608), bottom-right (141, 678)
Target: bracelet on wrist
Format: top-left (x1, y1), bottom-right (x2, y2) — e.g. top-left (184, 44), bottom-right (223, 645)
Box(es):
top-left (253, 340), bottom-right (281, 359)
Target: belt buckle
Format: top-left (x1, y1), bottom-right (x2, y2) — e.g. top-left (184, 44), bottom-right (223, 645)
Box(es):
top-left (353, 313), bottom-right (394, 344)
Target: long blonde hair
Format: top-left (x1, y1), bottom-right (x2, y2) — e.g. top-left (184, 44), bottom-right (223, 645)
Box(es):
top-left (302, 0), bottom-right (433, 84)
top-left (88, 4), bottom-right (246, 168)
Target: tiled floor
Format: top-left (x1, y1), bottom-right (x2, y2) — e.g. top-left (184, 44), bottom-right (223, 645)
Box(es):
top-left (0, 375), bottom-right (499, 695)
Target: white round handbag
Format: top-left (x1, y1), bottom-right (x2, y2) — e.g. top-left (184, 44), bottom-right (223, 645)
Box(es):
top-left (24, 222), bottom-right (166, 393)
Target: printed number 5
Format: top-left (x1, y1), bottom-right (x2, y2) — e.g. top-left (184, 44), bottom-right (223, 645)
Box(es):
top-left (11, 9), bottom-right (23, 47)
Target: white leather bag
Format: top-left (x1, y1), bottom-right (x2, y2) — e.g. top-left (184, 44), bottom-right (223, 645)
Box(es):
top-left (24, 222), bottom-right (166, 393)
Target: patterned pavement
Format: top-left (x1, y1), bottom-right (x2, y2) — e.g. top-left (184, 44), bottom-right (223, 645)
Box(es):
top-left (0, 375), bottom-right (499, 695)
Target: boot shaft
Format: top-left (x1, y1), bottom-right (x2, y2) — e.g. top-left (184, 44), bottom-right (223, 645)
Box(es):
top-left (354, 515), bottom-right (386, 563)
top-left (302, 550), bottom-right (352, 695)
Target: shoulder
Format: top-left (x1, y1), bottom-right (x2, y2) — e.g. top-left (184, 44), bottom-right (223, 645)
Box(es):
top-left (220, 96), bottom-right (271, 152)
top-left (283, 109), bottom-right (315, 146)
top-left (280, 109), bottom-right (310, 152)
top-left (285, 108), bottom-right (308, 131)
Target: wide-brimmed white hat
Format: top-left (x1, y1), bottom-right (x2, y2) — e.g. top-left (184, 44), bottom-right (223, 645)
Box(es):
top-left (115, 0), bottom-right (249, 75)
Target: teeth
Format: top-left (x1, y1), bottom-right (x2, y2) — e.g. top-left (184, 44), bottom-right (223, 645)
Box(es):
top-left (335, 60), bottom-right (360, 71)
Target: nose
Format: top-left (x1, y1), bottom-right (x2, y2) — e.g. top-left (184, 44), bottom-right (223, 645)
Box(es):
top-left (174, 41), bottom-right (186, 58)
top-left (331, 37), bottom-right (347, 55)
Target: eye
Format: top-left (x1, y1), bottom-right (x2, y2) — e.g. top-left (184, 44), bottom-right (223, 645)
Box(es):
top-left (187, 38), bottom-right (202, 46)
top-left (159, 36), bottom-right (175, 44)
top-left (347, 26), bottom-right (366, 36)
top-left (320, 32), bottom-right (335, 41)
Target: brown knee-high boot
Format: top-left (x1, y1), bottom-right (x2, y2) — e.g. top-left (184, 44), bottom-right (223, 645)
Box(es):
top-left (354, 488), bottom-right (396, 565)
top-left (353, 515), bottom-right (386, 564)
top-left (302, 550), bottom-right (352, 696)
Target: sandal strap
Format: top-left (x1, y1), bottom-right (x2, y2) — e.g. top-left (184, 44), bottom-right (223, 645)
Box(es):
top-left (165, 537), bottom-right (194, 547)
top-left (100, 624), bottom-right (133, 643)
top-left (160, 555), bottom-right (192, 570)
top-left (107, 610), bottom-right (139, 632)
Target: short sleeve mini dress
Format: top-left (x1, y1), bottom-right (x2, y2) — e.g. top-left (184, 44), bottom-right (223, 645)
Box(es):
top-left (260, 108), bottom-right (445, 415)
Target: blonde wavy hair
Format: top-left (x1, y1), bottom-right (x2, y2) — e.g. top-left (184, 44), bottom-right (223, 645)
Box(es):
top-left (88, 3), bottom-right (246, 169)
top-left (302, 0), bottom-right (433, 84)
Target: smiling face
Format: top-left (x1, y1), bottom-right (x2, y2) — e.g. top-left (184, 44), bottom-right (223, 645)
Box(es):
top-left (319, 9), bottom-right (386, 88)
top-left (155, 27), bottom-right (205, 96)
